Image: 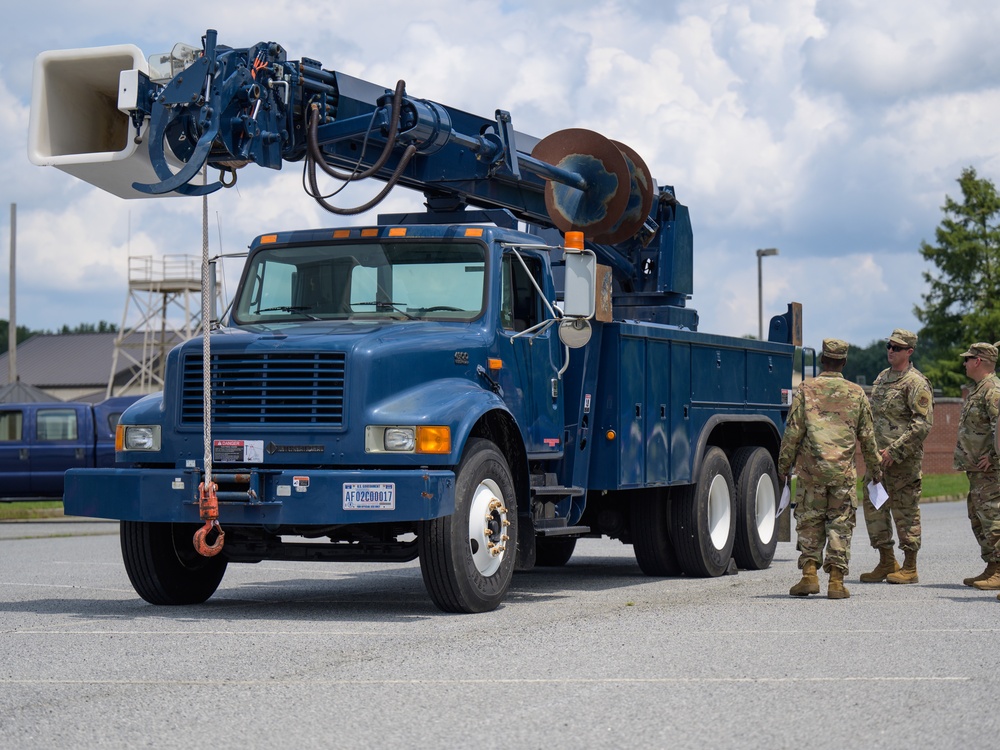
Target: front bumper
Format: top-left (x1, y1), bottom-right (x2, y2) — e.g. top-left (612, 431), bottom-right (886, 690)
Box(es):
top-left (64, 467), bottom-right (455, 525)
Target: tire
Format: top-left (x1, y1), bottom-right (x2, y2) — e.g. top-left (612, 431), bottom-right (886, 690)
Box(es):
top-left (670, 446), bottom-right (736, 577)
top-left (120, 520), bottom-right (228, 605)
top-left (731, 446), bottom-right (779, 570)
top-left (418, 438), bottom-right (518, 613)
top-left (631, 489), bottom-right (682, 576)
top-left (535, 537), bottom-right (577, 567)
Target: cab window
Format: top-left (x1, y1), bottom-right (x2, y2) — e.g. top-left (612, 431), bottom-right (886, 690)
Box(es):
top-left (0, 410), bottom-right (23, 441)
top-left (37, 409), bottom-right (79, 441)
top-left (501, 253), bottom-right (542, 332)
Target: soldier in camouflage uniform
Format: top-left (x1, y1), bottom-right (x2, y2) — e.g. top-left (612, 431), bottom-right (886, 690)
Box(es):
top-left (953, 342), bottom-right (1000, 592)
top-left (778, 339), bottom-right (882, 599)
top-left (859, 329), bottom-right (934, 584)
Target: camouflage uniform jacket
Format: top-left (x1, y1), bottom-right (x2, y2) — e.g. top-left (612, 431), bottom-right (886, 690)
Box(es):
top-left (953, 372), bottom-right (1000, 471)
top-left (777, 371), bottom-right (881, 486)
top-left (870, 364), bottom-right (934, 462)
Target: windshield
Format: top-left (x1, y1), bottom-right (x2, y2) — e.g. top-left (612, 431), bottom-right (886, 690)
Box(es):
top-left (233, 240), bottom-right (487, 324)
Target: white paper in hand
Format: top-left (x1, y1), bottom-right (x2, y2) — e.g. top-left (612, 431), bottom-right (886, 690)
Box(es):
top-left (776, 479), bottom-right (792, 518)
top-left (868, 481), bottom-right (889, 510)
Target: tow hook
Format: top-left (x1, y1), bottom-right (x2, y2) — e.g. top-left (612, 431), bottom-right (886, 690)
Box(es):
top-left (193, 481), bottom-right (225, 557)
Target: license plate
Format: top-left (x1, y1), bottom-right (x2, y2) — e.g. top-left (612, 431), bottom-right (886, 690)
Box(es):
top-left (343, 482), bottom-right (396, 510)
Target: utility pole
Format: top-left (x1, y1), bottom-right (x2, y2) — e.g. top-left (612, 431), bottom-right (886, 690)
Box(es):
top-left (7, 203), bottom-right (15, 383)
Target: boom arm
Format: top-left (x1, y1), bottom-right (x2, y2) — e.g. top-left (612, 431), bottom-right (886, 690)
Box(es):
top-left (28, 29), bottom-right (697, 316)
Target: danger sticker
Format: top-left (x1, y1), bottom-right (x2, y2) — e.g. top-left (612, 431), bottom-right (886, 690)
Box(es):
top-left (213, 439), bottom-right (264, 464)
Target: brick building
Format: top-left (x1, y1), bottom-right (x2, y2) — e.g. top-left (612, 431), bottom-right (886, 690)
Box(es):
top-left (849, 396), bottom-right (962, 476)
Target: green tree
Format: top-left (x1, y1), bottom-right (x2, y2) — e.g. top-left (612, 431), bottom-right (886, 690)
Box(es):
top-left (842, 339), bottom-right (891, 386)
top-left (915, 167), bottom-right (1000, 396)
top-left (0, 320), bottom-right (38, 353)
top-left (58, 321), bottom-right (119, 334)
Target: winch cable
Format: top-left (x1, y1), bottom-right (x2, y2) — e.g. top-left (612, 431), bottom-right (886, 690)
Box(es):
top-left (193, 186), bottom-right (224, 556)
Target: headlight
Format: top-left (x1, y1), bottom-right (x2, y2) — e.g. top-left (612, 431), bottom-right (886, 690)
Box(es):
top-left (366, 425), bottom-right (451, 454)
top-left (384, 427), bottom-right (416, 451)
top-left (120, 425), bottom-right (161, 451)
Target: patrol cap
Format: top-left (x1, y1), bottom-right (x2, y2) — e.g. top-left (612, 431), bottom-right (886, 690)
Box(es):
top-left (888, 329), bottom-right (917, 348)
top-left (822, 338), bottom-right (849, 359)
top-left (960, 342), bottom-right (998, 363)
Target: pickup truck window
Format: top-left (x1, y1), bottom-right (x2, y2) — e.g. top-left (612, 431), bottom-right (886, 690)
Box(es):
top-left (235, 241), bottom-right (486, 324)
top-left (37, 409), bottom-right (79, 441)
top-left (0, 410), bottom-right (23, 441)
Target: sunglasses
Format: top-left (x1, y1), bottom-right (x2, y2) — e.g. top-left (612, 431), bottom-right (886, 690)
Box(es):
top-left (886, 344), bottom-right (910, 352)
top-left (964, 356), bottom-right (980, 363)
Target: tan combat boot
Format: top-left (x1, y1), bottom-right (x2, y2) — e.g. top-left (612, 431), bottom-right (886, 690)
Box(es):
top-left (963, 561), bottom-right (998, 587)
top-left (886, 549), bottom-right (918, 584)
top-left (828, 567), bottom-right (850, 599)
top-left (972, 561), bottom-right (1000, 590)
top-left (860, 546), bottom-right (899, 582)
top-left (790, 560), bottom-right (820, 597)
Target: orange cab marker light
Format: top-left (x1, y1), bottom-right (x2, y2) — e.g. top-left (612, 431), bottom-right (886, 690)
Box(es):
top-left (464, 228), bottom-right (484, 237)
top-left (606, 430), bottom-right (616, 441)
top-left (389, 227), bottom-right (407, 237)
top-left (416, 426), bottom-right (451, 454)
top-left (333, 229), bottom-right (351, 239)
top-left (361, 228), bottom-right (379, 237)
top-left (260, 234), bottom-right (278, 244)
top-left (565, 231), bottom-right (585, 251)
top-left (488, 358), bottom-right (503, 371)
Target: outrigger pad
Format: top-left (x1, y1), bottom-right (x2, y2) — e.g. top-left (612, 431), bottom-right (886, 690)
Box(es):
top-left (531, 128), bottom-right (631, 239)
top-left (594, 140), bottom-right (654, 245)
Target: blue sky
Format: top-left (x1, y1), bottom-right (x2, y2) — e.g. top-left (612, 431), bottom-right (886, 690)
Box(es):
top-left (2, 0), bottom-right (999, 351)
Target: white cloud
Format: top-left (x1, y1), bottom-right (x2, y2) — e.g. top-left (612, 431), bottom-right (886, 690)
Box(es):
top-left (1, 0), bottom-right (999, 352)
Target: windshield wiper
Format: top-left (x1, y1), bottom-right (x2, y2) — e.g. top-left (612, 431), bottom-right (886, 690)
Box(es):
top-left (257, 305), bottom-right (322, 321)
top-left (354, 301), bottom-right (415, 320)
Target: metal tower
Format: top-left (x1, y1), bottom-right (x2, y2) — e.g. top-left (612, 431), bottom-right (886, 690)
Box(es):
top-left (106, 255), bottom-right (220, 397)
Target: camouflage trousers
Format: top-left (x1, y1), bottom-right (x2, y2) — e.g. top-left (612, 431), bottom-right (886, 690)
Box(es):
top-left (862, 458), bottom-right (922, 552)
top-left (966, 470), bottom-right (1000, 564)
top-left (794, 479), bottom-right (857, 574)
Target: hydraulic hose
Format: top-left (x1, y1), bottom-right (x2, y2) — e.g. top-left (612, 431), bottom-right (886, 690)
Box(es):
top-left (306, 80), bottom-right (406, 182)
top-left (305, 143), bottom-right (418, 215)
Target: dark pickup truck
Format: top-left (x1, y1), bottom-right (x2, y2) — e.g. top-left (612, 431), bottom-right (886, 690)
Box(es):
top-left (0, 397), bottom-right (141, 500)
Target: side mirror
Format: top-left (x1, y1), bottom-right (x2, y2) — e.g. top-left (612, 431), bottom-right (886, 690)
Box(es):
top-left (562, 250), bottom-right (596, 319)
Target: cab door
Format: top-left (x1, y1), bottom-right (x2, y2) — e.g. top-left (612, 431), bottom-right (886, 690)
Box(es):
top-left (0, 408), bottom-right (30, 498)
top-left (498, 251), bottom-right (565, 456)
top-left (29, 407), bottom-right (89, 496)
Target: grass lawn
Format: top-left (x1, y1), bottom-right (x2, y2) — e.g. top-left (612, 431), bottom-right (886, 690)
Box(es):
top-left (0, 500), bottom-right (64, 520)
top-left (921, 472), bottom-right (969, 500)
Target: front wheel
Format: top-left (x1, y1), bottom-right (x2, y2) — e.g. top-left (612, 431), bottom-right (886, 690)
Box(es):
top-left (418, 439), bottom-right (518, 613)
top-left (731, 446), bottom-right (779, 570)
top-left (120, 520), bottom-right (228, 605)
top-left (670, 446), bottom-right (736, 577)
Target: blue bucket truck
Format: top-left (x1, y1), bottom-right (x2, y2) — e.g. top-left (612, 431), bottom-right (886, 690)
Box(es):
top-left (28, 30), bottom-right (799, 612)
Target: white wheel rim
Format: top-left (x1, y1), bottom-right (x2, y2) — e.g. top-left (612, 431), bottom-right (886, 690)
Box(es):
top-left (707, 474), bottom-right (732, 550)
top-left (467, 478), bottom-right (509, 577)
top-left (754, 474), bottom-right (776, 545)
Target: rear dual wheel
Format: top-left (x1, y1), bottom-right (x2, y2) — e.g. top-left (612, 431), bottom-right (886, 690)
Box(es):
top-left (671, 446), bottom-right (736, 577)
top-left (731, 446), bottom-right (779, 570)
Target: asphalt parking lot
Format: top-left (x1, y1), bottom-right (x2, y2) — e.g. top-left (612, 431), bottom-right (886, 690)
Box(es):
top-left (2, 500), bottom-right (999, 749)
